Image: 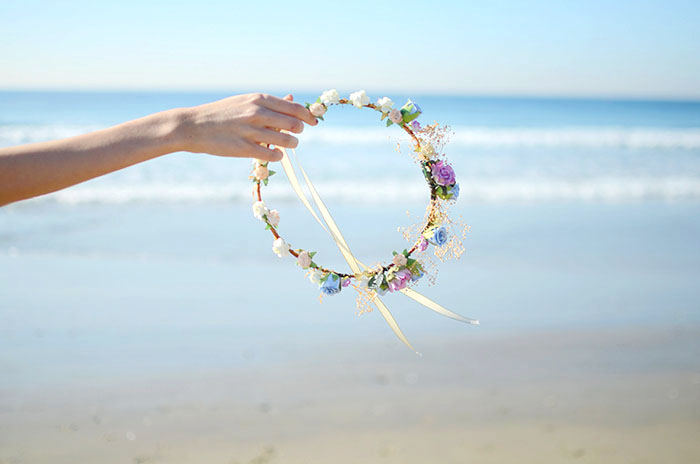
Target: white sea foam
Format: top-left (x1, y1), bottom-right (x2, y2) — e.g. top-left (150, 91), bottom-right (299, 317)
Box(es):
top-left (299, 126), bottom-right (700, 149)
top-left (3, 124), bottom-right (700, 149)
top-left (0, 124), bottom-right (103, 146)
top-left (23, 177), bottom-right (700, 205)
top-left (5, 122), bottom-right (700, 205)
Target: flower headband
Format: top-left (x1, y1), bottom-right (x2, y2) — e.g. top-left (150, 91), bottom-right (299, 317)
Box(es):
top-left (250, 89), bottom-right (476, 352)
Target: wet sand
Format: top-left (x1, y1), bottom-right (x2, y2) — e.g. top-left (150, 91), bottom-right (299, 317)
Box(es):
top-left (2, 327), bottom-right (699, 464)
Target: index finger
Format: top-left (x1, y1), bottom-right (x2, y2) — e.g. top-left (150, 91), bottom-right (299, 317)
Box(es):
top-left (259, 95), bottom-right (318, 126)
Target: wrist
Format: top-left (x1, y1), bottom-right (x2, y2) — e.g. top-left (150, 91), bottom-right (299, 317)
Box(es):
top-left (154, 107), bottom-right (192, 154)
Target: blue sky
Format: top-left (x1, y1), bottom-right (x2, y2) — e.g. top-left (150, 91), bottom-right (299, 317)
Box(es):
top-left (1, 0), bottom-right (699, 98)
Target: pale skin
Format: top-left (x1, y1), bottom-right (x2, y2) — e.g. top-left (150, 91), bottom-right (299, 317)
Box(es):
top-left (0, 93), bottom-right (317, 207)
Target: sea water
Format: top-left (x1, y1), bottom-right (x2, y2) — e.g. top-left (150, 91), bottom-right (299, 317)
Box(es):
top-left (1, 91), bottom-right (699, 385)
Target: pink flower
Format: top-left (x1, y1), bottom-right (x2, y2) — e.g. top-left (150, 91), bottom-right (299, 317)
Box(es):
top-left (418, 238), bottom-right (429, 252)
top-left (389, 108), bottom-right (403, 124)
top-left (392, 254), bottom-right (407, 267)
top-left (388, 269), bottom-right (412, 292)
top-left (297, 251), bottom-right (311, 269)
top-left (342, 278), bottom-right (351, 287)
top-left (254, 164), bottom-right (269, 181)
top-left (309, 102), bottom-right (326, 117)
top-left (431, 161), bottom-right (455, 186)
top-left (267, 209), bottom-right (280, 226)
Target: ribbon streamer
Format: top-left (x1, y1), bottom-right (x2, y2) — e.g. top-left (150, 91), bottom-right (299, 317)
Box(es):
top-left (278, 145), bottom-right (477, 353)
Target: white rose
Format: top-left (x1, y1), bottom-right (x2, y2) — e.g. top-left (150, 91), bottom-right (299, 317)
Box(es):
top-left (252, 201), bottom-right (268, 220)
top-left (376, 96), bottom-right (393, 114)
top-left (272, 237), bottom-right (289, 257)
top-left (392, 254), bottom-right (407, 267)
top-left (296, 251), bottom-right (311, 269)
top-left (349, 90), bottom-right (370, 108)
top-left (309, 102), bottom-right (326, 117)
top-left (267, 209), bottom-right (280, 227)
top-left (389, 108), bottom-right (403, 124)
top-left (253, 164), bottom-right (269, 181)
top-left (319, 89), bottom-right (340, 106)
top-left (308, 268), bottom-right (324, 284)
top-left (419, 143), bottom-right (436, 158)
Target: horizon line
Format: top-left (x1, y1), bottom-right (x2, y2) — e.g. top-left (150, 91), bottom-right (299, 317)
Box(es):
top-left (1, 86), bottom-right (699, 104)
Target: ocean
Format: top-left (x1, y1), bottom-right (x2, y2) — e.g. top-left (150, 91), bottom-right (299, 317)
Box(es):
top-left (1, 90), bottom-right (700, 377)
top-left (3, 92), bottom-right (700, 204)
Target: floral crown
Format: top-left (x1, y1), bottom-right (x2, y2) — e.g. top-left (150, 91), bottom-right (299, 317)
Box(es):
top-left (249, 89), bottom-right (474, 350)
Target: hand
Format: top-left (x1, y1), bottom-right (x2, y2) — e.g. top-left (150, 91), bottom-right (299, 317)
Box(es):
top-left (176, 93), bottom-right (317, 162)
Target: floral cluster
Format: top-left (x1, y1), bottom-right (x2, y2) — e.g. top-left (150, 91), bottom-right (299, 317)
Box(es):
top-left (423, 159), bottom-right (460, 201)
top-left (250, 159), bottom-right (277, 186)
top-left (251, 89), bottom-right (462, 302)
top-left (305, 89), bottom-right (423, 129)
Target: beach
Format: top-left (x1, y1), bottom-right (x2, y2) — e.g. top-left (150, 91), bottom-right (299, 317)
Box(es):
top-left (2, 326), bottom-right (699, 463)
top-left (2, 92), bottom-right (700, 462)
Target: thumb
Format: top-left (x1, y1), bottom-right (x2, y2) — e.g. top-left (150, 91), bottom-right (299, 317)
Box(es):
top-left (283, 94), bottom-right (294, 102)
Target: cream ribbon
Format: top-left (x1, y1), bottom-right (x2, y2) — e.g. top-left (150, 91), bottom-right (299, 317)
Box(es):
top-left (277, 146), bottom-right (478, 354)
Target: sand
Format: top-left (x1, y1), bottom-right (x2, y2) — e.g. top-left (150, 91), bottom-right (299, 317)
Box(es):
top-left (2, 327), bottom-right (699, 463)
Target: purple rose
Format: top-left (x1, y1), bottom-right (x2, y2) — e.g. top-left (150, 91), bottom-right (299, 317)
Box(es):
top-left (411, 120), bottom-right (422, 131)
top-left (431, 161), bottom-right (456, 186)
top-left (388, 269), bottom-right (412, 292)
top-left (418, 238), bottom-right (429, 252)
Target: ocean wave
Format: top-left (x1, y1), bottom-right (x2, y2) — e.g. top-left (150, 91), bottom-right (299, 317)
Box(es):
top-left (0, 124), bottom-right (103, 146)
top-left (299, 127), bottom-right (700, 149)
top-left (21, 177), bottom-right (700, 205)
top-left (3, 124), bottom-right (700, 150)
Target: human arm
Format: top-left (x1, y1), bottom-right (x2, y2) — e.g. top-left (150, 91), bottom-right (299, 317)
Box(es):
top-left (0, 93), bottom-right (316, 206)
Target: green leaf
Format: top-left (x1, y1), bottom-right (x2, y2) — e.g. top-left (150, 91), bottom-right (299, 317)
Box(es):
top-left (317, 115), bottom-right (324, 121)
top-left (392, 251), bottom-right (398, 256)
top-left (263, 178), bottom-right (269, 186)
top-left (309, 251), bottom-right (317, 258)
top-left (386, 119), bottom-right (393, 127)
top-left (406, 258), bottom-right (416, 266)
top-left (264, 224), bottom-right (271, 230)
top-left (402, 249), bottom-right (409, 256)
top-left (268, 170), bottom-right (276, 176)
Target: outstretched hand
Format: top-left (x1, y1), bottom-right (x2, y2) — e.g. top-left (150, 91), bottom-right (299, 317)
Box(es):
top-left (178, 93), bottom-right (317, 162)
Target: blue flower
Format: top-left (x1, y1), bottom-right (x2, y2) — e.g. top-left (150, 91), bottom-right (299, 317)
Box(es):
top-left (401, 100), bottom-right (422, 123)
top-left (449, 183), bottom-right (460, 200)
top-left (320, 273), bottom-right (341, 295)
top-left (425, 226), bottom-right (448, 247)
top-left (410, 267), bottom-right (425, 282)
